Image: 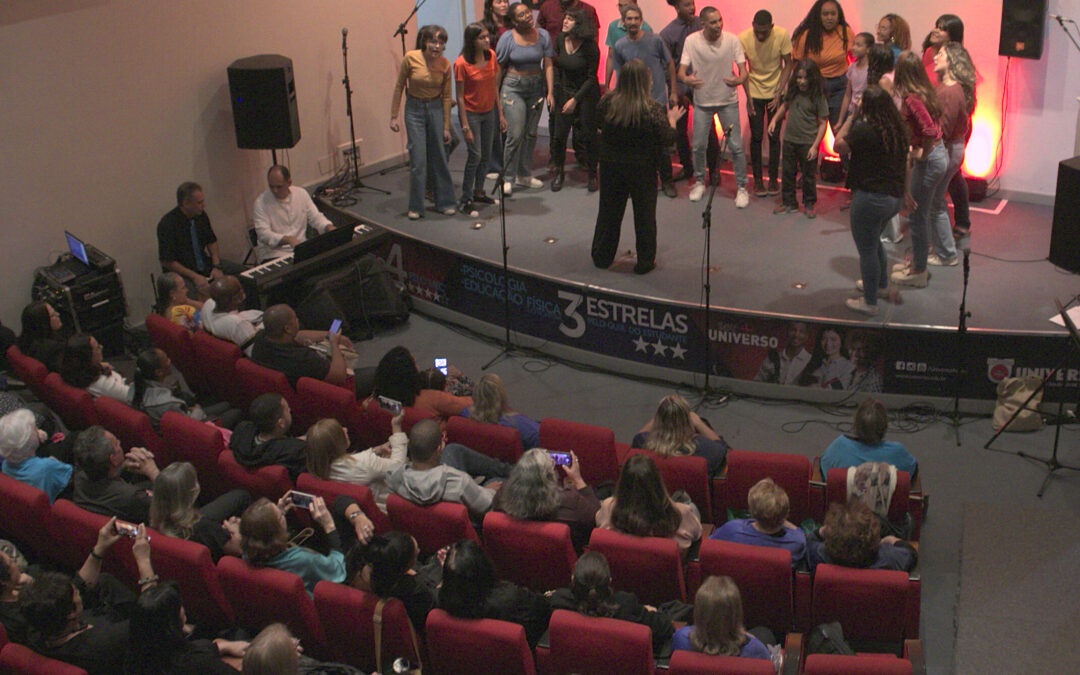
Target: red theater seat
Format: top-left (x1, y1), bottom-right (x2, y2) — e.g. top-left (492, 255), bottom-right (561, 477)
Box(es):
top-left (296, 473), bottom-right (391, 535)
top-left (539, 418), bottom-right (620, 486)
top-left (386, 494), bottom-right (478, 555)
top-left (668, 649), bottom-right (776, 675)
top-left (235, 358), bottom-right (317, 432)
top-left (217, 450), bottom-right (292, 501)
top-left (160, 411), bottom-right (229, 499)
top-left (627, 448), bottom-right (712, 525)
top-left (697, 538), bottom-right (794, 636)
top-left (5, 345), bottom-right (49, 400)
top-left (148, 530), bottom-right (235, 629)
top-left (587, 527), bottom-right (686, 605)
top-left (145, 314), bottom-right (202, 393)
top-left (812, 564), bottom-right (913, 651)
top-left (0, 643), bottom-right (88, 675)
top-left (40, 373), bottom-right (98, 431)
top-left (0, 473), bottom-right (54, 560)
top-left (314, 582), bottom-right (423, 672)
top-left (49, 499), bottom-right (138, 587)
top-left (717, 450), bottom-right (812, 524)
top-left (92, 396), bottom-right (165, 463)
top-left (191, 331), bottom-right (242, 406)
top-left (426, 608), bottom-right (535, 675)
top-left (482, 512), bottom-right (577, 592)
top-left (545, 609), bottom-right (654, 675)
top-left (446, 415), bottom-right (524, 465)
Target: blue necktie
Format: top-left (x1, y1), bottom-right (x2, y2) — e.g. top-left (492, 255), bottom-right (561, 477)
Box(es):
top-left (190, 219), bottom-right (205, 271)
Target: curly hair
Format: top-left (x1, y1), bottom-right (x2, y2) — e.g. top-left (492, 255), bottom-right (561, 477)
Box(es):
top-left (240, 498), bottom-right (289, 564)
top-left (823, 501), bottom-right (880, 568)
top-left (792, 0), bottom-right (849, 56)
top-left (942, 41), bottom-right (977, 114)
top-left (610, 454), bottom-right (681, 538)
top-left (689, 575), bottom-right (746, 656)
top-left (643, 395), bottom-right (698, 458)
top-left (373, 346), bottom-right (421, 407)
top-left (879, 14), bottom-right (911, 51)
top-left (501, 448), bottom-right (562, 521)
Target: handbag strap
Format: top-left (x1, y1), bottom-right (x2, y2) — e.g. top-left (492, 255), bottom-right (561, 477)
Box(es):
top-left (373, 597), bottom-right (424, 674)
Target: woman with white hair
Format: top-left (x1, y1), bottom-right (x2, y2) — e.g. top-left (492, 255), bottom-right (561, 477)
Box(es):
top-left (491, 447), bottom-right (600, 551)
top-left (0, 409), bottom-right (72, 502)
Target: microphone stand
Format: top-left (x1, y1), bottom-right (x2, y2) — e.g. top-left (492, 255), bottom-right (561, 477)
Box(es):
top-left (949, 247), bottom-right (972, 445)
top-left (340, 28), bottom-right (389, 199)
top-left (381, 0), bottom-right (430, 177)
top-left (696, 124), bottom-right (732, 406)
top-left (483, 169), bottom-right (519, 370)
top-left (1052, 15), bottom-right (1080, 54)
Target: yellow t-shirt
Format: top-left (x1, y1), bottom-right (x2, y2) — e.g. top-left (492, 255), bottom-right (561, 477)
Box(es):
top-left (739, 26), bottom-right (792, 100)
top-left (168, 304), bottom-right (197, 329)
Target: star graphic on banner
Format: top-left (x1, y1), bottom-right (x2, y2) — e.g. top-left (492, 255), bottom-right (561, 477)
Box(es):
top-left (670, 343), bottom-right (687, 360)
top-left (632, 336), bottom-right (650, 353)
top-left (651, 339), bottom-right (669, 357)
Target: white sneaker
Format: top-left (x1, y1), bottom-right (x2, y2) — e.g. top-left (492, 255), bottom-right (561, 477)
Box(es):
top-left (486, 172), bottom-right (499, 180)
top-left (515, 176), bottom-right (543, 189)
top-left (734, 187), bottom-right (750, 209)
top-left (689, 184), bottom-right (706, 202)
top-left (846, 297), bottom-right (879, 316)
top-left (502, 181), bottom-right (513, 196)
top-left (856, 280), bottom-right (890, 299)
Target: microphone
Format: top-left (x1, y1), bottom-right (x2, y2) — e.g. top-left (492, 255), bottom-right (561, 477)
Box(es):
top-left (963, 246), bottom-right (971, 278)
top-left (1050, 14), bottom-right (1074, 24)
top-left (342, 27), bottom-right (348, 49)
top-left (722, 124), bottom-right (734, 137)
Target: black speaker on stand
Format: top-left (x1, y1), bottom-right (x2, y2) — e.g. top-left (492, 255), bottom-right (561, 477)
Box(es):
top-left (1049, 156), bottom-right (1080, 273)
top-left (227, 54), bottom-right (301, 159)
top-left (999, 0), bottom-right (1048, 59)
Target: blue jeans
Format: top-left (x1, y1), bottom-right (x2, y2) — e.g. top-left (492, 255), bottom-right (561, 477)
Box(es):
top-left (930, 140), bottom-right (965, 260)
top-left (851, 190), bottom-right (902, 305)
top-left (824, 75), bottom-right (846, 131)
top-left (463, 108), bottom-right (497, 201)
top-left (908, 141), bottom-right (949, 270)
top-left (404, 96), bottom-right (455, 214)
top-left (693, 102), bottom-right (747, 188)
top-left (440, 443), bottom-right (513, 485)
top-left (501, 73), bottom-right (546, 182)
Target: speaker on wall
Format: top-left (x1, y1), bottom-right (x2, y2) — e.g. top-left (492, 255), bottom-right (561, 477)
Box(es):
top-left (227, 54), bottom-right (301, 149)
top-left (999, 0), bottom-right (1048, 59)
top-left (1049, 156), bottom-right (1080, 273)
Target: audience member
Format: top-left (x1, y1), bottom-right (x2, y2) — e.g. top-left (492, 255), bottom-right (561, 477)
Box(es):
top-left (349, 531), bottom-right (440, 636)
top-left (386, 419), bottom-right (512, 521)
top-left (460, 373), bottom-right (541, 449)
top-left (0, 546), bottom-right (33, 644)
top-left (20, 518), bottom-right (153, 675)
top-left (808, 501), bottom-right (917, 571)
top-left (229, 393), bottom-right (307, 480)
top-left (60, 333), bottom-right (131, 402)
top-left (671, 575), bottom-right (774, 661)
top-left (821, 398), bottom-right (917, 477)
top-left (124, 580), bottom-right (248, 674)
top-left (0, 408), bottom-right (72, 502)
top-left (438, 539), bottom-right (551, 647)
top-left (791, 0), bottom-right (854, 130)
top-left (739, 9), bottom-right (792, 198)
top-left (414, 366), bottom-right (474, 421)
top-left (253, 165), bottom-right (335, 261)
top-left (17, 301), bottom-right (66, 372)
top-left (709, 478), bottom-right (807, 565)
top-left (770, 58), bottom-right (829, 219)
top-left (239, 495), bottom-right (347, 595)
top-left (72, 426), bottom-right (158, 523)
top-left (251, 304), bottom-right (351, 388)
top-left (155, 271), bottom-right (202, 330)
top-left (305, 415), bottom-right (406, 512)
top-left (632, 394), bottom-right (727, 476)
top-left (595, 453), bottom-right (702, 558)
top-left (492, 448), bottom-right (600, 551)
top-left (547, 551), bottom-right (676, 652)
top-left (200, 276), bottom-right (262, 356)
top-left (157, 181), bottom-right (238, 299)
top-left (241, 623), bottom-right (299, 675)
top-left (149, 462), bottom-right (252, 563)
top-left (131, 347), bottom-right (241, 430)
top-left (369, 345), bottom-right (422, 405)
top-left (755, 321), bottom-right (811, 385)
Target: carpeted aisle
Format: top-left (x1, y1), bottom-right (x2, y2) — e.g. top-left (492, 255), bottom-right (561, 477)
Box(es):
top-left (955, 501), bottom-right (1080, 673)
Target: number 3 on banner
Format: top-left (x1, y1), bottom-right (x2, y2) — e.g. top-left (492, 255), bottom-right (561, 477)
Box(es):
top-left (558, 290), bottom-right (585, 338)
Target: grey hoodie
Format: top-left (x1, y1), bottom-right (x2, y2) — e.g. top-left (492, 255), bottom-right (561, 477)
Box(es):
top-left (385, 463), bottom-right (494, 519)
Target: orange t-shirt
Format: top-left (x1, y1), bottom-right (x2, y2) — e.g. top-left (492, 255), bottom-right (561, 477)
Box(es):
top-left (454, 50), bottom-right (498, 114)
top-left (792, 25), bottom-right (853, 78)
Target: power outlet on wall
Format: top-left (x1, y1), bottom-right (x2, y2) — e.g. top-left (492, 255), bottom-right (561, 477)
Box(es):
top-left (338, 141), bottom-right (362, 172)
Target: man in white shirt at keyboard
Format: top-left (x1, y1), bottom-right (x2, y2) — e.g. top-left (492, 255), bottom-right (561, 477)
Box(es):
top-left (253, 165), bottom-right (335, 262)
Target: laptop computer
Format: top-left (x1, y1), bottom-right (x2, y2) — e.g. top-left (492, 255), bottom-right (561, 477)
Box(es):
top-left (293, 225), bottom-right (355, 263)
top-left (61, 231), bottom-right (92, 278)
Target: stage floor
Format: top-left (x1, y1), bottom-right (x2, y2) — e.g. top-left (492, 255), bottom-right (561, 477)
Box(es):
top-left (341, 141), bottom-right (1075, 336)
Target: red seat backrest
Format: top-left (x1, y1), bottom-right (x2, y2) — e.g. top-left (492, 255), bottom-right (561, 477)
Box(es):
top-left (217, 450), bottom-right (292, 501)
top-left (93, 396), bottom-right (165, 462)
top-left (804, 653), bottom-right (913, 675)
top-left (539, 418), bottom-right (619, 486)
top-left (147, 529), bottom-right (235, 629)
top-left (587, 527), bottom-right (686, 605)
top-left (49, 499), bottom-right (138, 587)
top-left (385, 494), bottom-right (479, 555)
top-left (160, 411), bottom-right (229, 499)
top-left (811, 563), bottom-right (909, 645)
top-left (723, 450), bottom-right (812, 523)
top-left (5, 345), bottom-right (49, 400)
top-left (191, 331), bottom-right (242, 406)
top-left (825, 467), bottom-right (912, 527)
top-left (698, 538), bottom-right (793, 636)
top-left (296, 473), bottom-right (391, 535)
top-left (482, 512), bottom-right (577, 592)
top-left (0, 643), bottom-right (88, 675)
top-left (548, 609), bottom-right (653, 675)
top-left (446, 415), bottom-right (524, 465)
top-left (0, 473), bottom-right (54, 560)
top-left (40, 373), bottom-right (98, 430)
top-left (313, 581), bottom-right (423, 672)
top-left (668, 649), bottom-right (776, 675)
top-left (235, 358), bottom-right (316, 431)
top-left (426, 608), bottom-right (536, 675)
top-left (145, 314), bottom-right (201, 392)
top-left (296, 377), bottom-right (355, 427)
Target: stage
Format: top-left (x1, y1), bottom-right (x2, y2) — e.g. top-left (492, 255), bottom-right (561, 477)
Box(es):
top-left (325, 139), bottom-right (1080, 402)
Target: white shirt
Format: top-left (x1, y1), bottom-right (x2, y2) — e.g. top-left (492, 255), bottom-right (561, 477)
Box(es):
top-left (328, 431), bottom-right (408, 512)
top-left (680, 30), bottom-right (745, 107)
top-left (252, 185), bottom-right (333, 262)
top-left (199, 298), bottom-right (263, 356)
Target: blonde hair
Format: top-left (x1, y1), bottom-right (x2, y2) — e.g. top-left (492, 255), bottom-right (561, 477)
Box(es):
top-left (690, 576), bottom-right (746, 656)
top-left (149, 462), bottom-right (201, 540)
top-left (942, 41), bottom-right (976, 114)
top-left (604, 59), bottom-right (653, 127)
top-left (643, 395), bottom-right (697, 457)
top-left (747, 478), bottom-right (789, 532)
top-left (305, 418), bottom-right (349, 480)
top-left (471, 373), bottom-right (510, 424)
top-left (243, 623), bottom-right (298, 675)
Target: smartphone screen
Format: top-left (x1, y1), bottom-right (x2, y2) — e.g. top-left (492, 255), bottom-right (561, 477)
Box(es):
top-left (289, 490), bottom-right (315, 509)
top-left (434, 357), bottom-right (448, 375)
top-left (378, 395), bottom-right (403, 414)
top-left (548, 451), bottom-right (572, 466)
top-left (329, 319), bottom-right (342, 334)
top-left (115, 521), bottom-right (139, 538)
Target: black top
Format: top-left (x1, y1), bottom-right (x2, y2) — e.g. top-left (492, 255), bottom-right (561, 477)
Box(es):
top-left (385, 559), bottom-right (441, 637)
top-left (32, 577), bottom-right (130, 675)
top-left (251, 336), bottom-right (330, 388)
top-left (228, 421), bottom-right (307, 481)
top-left (191, 517), bottom-right (232, 564)
top-left (0, 599), bottom-right (29, 645)
top-left (548, 588), bottom-right (675, 652)
top-left (484, 582), bottom-right (552, 648)
top-left (553, 34), bottom-right (600, 103)
top-left (597, 97), bottom-right (675, 165)
top-left (72, 472), bottom-right (152, 524)
top-left (631, 432), bottom-right (728, 477)
top-left (21, 337), bottom-right (65, 372)
top-left (125, 639), bottom-right (235, 675)
top-left (157, 206), bottom-right (217, 276)
top-left (845, 120), bottom-right (907, 198)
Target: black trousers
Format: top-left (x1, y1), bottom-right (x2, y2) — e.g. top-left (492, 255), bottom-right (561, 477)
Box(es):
top-left (593, 160), bottom-right (657, 267)
top-left (748, 98), bottom-right (781, 184)
top-left (781, 140), bottom-right (817, 207)
top-left (550, 92), bottom-right (598, 171)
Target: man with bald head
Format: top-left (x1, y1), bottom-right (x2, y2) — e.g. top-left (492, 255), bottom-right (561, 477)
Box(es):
top-left (253, 165), bottom-right (335, 262)
top-left (199, 275), bottom-right (263, 355)
top-left (250, 304), bottom-right (351, 387)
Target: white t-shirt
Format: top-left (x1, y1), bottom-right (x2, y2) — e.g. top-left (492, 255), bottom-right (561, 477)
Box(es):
top-left (199, 298), bottom-right (262, 356)
top-left (252, 185), bottom-right (333, 262)
top-left (680, 30), bottom-right (745, 108)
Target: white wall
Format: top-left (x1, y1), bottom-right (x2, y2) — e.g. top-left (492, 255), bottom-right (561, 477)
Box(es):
top-left (1, 0), bottom-right (1076, 329)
